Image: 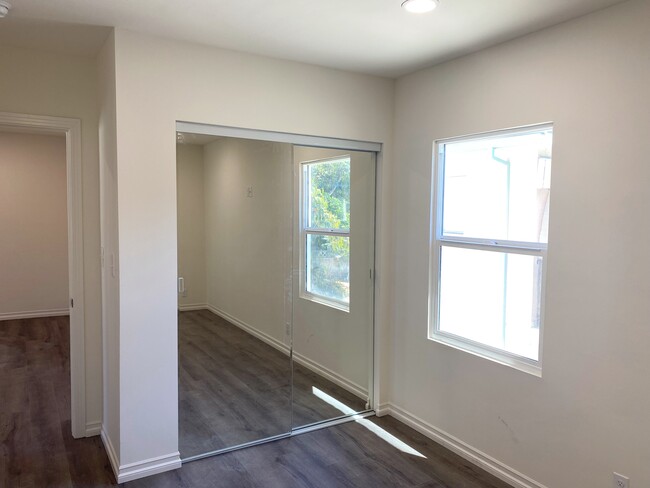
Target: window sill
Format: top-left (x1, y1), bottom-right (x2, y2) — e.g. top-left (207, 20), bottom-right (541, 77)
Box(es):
top-left (299, 292), bottom-right (350, 313)
top-left (428, 332), bottom-right (542, 378)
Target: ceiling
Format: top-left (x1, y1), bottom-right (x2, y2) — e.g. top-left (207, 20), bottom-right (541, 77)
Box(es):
top-left (2, 0), bottom-right (627, 77)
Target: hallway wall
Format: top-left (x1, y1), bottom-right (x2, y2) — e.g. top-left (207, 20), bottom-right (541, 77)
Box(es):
top-left (0, 131), bottom-right (69, 318)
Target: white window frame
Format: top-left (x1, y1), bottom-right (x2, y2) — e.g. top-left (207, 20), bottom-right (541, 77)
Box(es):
top-left (299, 155), bottom-right (351, 312)
top-left (429, 123), bottom-right (552, 377)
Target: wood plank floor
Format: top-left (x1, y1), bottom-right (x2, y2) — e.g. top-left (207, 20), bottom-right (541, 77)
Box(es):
top-left (0, 315), bottom-right (512, 488)
top-left (179, 309), bottom-right (367, 458)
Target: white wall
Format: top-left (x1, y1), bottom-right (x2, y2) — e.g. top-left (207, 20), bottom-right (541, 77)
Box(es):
top-left (97, 31), bottom-right (120, 460)
top-left (0, 45), bottom-right (103, 431)
top-left (391, 1), bottom-right (650, 487)
top-left (109, 28), bottom-right (394, 473)
top-left (176, 144), bottom-right (206, 309)
top-left (0, 132), bottom-right (68, 317)
top-left (203, 137), bottom-right (291, 344)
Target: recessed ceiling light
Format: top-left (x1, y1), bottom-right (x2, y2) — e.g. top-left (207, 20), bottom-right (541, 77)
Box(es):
top-left (0, 1), bottom-right (12, 18)
top-left (401, 0), bottom-right (439, 14)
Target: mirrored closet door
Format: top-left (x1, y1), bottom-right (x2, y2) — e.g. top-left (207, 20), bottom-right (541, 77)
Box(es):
top-left (291, 146), bottom-right (375, 429)
top-left (176, 134), bottom-right (293, 459)
top-left (176, 126), bottom-right (376, 462)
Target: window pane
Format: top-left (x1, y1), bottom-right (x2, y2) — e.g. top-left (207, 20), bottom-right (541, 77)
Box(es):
top-left (438, 246), bottom-right (541, 360)
top-left (442, 129), bottom-right (552, 243)
top-left (307, 158), bottom-right (350, 230)
top-left (306, 234), bottom-right (349, 304)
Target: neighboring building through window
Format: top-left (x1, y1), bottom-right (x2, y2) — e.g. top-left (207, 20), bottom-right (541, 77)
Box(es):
top-left (430, 124), bottom-right (553, 374)
top-left (301, 156), bottom-right (351, 311)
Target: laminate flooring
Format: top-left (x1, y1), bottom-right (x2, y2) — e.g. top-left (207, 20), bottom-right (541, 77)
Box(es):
top-left (179, 309), bottom-right (367, 459)
top-left (0, 315), bottom-right (512, 488)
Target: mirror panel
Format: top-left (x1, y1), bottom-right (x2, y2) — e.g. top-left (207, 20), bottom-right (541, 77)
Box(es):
top-left (176, 127), bottom-right (377, 461)
top-left (177, 135), bottom-right (293, 458)
top-left (291, 146), bottom-right (375, 429)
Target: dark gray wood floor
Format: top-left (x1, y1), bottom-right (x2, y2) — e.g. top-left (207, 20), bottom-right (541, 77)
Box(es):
top-left (179, 309), bottom-right (367, 458)
top-left (0, 315), bottom-right (511, 488)
top-left (0, 315), bottom-right (115, 487)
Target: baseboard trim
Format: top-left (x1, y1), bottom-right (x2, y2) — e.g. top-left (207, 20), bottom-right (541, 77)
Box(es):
top-left (0, 308), bottom-right (70, 321)
top-left (205, 304), bottom-right (290, 355)
top-left (203, 305), bottom-right (368, 400)
top-left (178, 303), bottom-right (207, 312)
top-left (117, 452), bottom-right (182, 483)
top-left (100, 428), bottom-right (120, 482)
top-left (100, 428), bottom-right (181, 483)
top-left (293, 352), bottom-right (368, 400)
top-left (85, 420), bottom-right (102, 437)
top-left (380, 403), bottom-right (548, 488)
top-left (375, 402), bottom-right (391, 417)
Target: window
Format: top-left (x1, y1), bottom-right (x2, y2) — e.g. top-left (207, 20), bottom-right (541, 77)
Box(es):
top-left (430, 124), bottom-right (553, 375)
top-left (301, 156), bottom-right (351, 311)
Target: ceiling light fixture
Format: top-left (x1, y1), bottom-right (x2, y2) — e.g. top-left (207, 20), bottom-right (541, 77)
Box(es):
top-left (0, 1), bottom-right (12, 18)
top-left (401, 0), bottom-right (439, 14)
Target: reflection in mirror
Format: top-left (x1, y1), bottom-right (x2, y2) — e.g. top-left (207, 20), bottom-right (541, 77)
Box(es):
top-left (292, 146), bottom-right (375, 429)
top-left (176, 134), bottom-right (293, 459)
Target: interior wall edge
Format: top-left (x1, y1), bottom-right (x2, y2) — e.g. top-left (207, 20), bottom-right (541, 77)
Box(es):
top-left (101, 425), bottom-right (180, 484)
top-left (382, 403), bottom-right (547, 488)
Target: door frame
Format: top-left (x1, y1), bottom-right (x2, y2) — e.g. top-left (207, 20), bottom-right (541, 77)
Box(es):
top-left (0, 111), bottom-right (86, 438)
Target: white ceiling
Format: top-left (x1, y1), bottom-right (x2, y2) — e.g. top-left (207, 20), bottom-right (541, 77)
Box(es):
top-left (2, 0), bottom-right (627, 77)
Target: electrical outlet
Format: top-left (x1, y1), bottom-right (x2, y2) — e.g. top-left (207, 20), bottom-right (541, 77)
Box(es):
top-left (614, 472), bottom-right (629, 488)
top-left (285, 322), bottom-right (291, 336)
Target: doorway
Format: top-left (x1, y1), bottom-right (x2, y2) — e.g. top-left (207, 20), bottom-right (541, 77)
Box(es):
top-left (0, 112), bottom-right (86, 438)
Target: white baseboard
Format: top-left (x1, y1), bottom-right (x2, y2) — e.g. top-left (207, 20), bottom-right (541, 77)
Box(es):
top-left (293, 352), bottom-right (368, 400)
top-left (203, 305), bottom-right (368, 400)
top-left (206, 304), bottom-right (290, 355)
top-left (85, 420), bottom-right (102, 437)
top-left (375, 402), bottom-right (391, 417)
top-left (0, 308), bottom-right (70, 321)
top-left (101, 428), bottom-right (181, 483)
top-left (178, 303), bottom-right (207, 312)
top-left (379, 403), bottom-right (547, 488)
top-left (101, 428), bottom-right (120, 482)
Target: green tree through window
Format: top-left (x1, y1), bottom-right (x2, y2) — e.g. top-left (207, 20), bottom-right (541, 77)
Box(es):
top-left (305, 157), bottom-right (351, 305)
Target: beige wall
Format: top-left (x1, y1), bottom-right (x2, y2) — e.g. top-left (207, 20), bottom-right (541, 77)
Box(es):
top-left (0, 45), bottom-right (103, 430)
top-left (391, 1), bottom-right (650, 487)
top-left (0, 132), bottom-right (68, 316)
top-left (109, 28), bottom-right (394, 469)
top-left (176, 144), bottom-right (206, 308)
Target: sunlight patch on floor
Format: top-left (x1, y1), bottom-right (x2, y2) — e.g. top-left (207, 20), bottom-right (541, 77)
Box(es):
top-left (312, 386), bottom-right (426, 459)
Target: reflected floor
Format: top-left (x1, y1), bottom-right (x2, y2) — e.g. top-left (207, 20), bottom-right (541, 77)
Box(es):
top-left (179, 310), bottom-right (367, 459)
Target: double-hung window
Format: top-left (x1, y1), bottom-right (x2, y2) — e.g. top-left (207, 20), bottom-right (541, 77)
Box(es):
top-left (300, 156), bottom-right (351, 311)
top-left (430, 124), bottom-right (553, 375)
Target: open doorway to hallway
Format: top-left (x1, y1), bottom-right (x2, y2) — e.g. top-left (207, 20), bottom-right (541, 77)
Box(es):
top-left (0, 112), bottom-right (87, 442)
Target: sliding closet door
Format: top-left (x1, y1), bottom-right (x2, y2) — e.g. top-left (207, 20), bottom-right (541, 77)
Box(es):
top-left (177, 135), bottom-right (293, 459)
top-left (291, 146), bottom-right (375, 429)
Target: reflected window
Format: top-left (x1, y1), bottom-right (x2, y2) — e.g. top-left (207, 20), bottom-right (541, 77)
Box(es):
top-left (301, 157), bottom-right (350, 310)
top-left (430, 125), bottom-right (553, 373)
